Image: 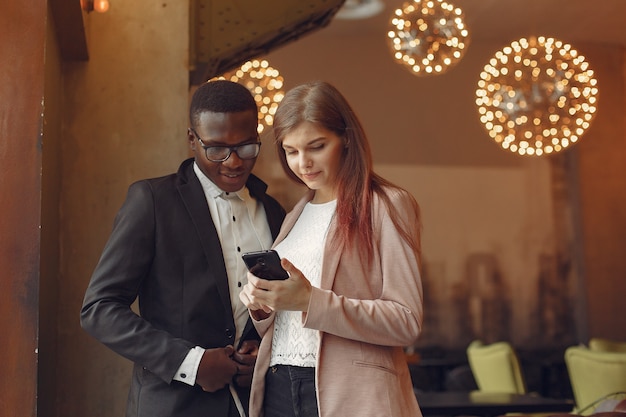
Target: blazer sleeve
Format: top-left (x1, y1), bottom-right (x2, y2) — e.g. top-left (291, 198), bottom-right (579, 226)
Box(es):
top-left (250, 311), bottom-right (277, 338)
top-left (302, 189), bottom-right (423, 347)
top-left (80, 180), bottom-right (192, 382)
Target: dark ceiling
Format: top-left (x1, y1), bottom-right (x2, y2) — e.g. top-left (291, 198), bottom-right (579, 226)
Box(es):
top-left (189, 0), bottom-right (346, 84)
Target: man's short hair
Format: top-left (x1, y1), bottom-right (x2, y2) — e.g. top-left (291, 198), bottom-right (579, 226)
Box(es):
top-left (189, 80), bottom-right (257, 128)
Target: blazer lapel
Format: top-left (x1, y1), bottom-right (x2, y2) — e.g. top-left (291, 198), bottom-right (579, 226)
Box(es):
top-left (320, 217), bottom-right (341, 290)
top-left (177, 161), bottom-right (233, 316)
top-left (272, 192), bottom-right (310, 247)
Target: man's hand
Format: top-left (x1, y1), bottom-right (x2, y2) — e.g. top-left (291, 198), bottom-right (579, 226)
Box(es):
top-left (196, 345), bottom-right (238, 392)
top-left (232, 339), bottom-right (260, 388)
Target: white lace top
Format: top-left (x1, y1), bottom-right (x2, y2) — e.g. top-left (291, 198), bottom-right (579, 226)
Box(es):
top-left (269, 199), bottom-right (337, 367)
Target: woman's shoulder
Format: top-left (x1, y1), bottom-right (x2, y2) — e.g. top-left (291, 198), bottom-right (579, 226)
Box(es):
top-left (371, 184), bottom-right (421, 229)
top-left (374, 183), bottom-right (419, 208)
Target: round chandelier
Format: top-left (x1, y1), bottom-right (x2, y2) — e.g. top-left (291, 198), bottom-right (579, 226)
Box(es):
top-left (212, 59), bottom-right (285, 134)
top-left (476, 36), bottom-right (599, 156)
top-left (387, 0), bottom-right (470, 76)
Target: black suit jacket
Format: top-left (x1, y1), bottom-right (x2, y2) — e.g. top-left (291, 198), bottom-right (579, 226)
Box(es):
top-left (80, 158), bottom-right (286, 417)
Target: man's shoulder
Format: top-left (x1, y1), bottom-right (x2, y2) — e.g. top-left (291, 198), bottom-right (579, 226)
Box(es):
top-left (246, 175), bottom-right (286, 218)
top-left (246, 173), bottom-right (268, 194)
top-left (122, 160), bottom-right (197, 202)
top-left (130, 159), bottom-right (194, 187)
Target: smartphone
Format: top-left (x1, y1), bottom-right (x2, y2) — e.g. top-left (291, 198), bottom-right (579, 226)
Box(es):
top-left (242, 250), bottom-right (289, 280)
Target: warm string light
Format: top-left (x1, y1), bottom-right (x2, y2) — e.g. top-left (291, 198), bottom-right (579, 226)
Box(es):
top-left (212, 60), bottom-right (285, 134)
top-left (387, 0), bottom-right (469, 76)
top-left (94, 0), bottom-right (109, 13)
top-left (476, 36), bottom-right (599, 156)
top-left (81, 0), bottom-right (109, 13)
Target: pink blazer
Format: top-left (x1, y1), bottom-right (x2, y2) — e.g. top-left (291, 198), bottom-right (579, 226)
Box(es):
top-left (249, 187), bottom-right (424, 417)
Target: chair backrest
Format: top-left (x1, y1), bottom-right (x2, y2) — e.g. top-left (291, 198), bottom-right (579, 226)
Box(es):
top-left (589, 338), bottom-right (626, 353)
top-left (565, 346), bottom-right (626, 415)
top-left (466, 340), bottom-right (527, 394)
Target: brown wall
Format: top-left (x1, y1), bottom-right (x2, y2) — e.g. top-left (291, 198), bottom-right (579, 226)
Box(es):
top-left (38, 4), bottom-right (64, 417)
top-left (57, 3), bottom-right (189, 416)
top-left (575, 47), bottom-right (626, 339)
top-left (0, 1), bottom-right (46, 416)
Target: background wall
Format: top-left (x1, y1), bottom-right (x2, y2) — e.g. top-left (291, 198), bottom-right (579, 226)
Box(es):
top-left (39, 4), bottom-right (63, 416)
top-left (259, 24), bottom-right (626, 349)
top-left (56, 2), bottom-right (189, 416)
top-left (571, 45), bottom-right (626, 339)
top-left (0, 2), bottom-right (47, 417)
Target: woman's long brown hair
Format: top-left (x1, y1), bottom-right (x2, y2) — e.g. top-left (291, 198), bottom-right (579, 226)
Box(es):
top-left (272, 81), bottom-right (421, 264)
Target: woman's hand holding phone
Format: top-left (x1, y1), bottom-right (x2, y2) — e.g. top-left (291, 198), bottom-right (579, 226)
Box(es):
top-left (239, 255), bottom-right (312, 314)
top-left (242, 250), bottom-right (289, 280)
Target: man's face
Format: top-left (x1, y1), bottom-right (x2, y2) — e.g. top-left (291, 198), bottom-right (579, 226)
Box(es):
top-left (188, 110), bottom-right (259, 192)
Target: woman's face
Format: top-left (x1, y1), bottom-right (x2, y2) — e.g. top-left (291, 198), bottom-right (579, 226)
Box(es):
top-left (281, 121), bottom-right (344, 204)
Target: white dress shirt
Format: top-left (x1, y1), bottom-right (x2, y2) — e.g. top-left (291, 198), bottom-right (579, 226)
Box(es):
top-left (173, 162), bottom-right (273, 416)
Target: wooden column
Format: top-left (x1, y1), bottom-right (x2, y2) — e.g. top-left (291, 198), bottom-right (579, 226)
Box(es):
top-left (0, 1), bottom-right (46, 416)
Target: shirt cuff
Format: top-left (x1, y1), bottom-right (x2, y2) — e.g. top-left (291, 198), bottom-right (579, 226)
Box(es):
top-left (173, 346), bottom-right (205, 386)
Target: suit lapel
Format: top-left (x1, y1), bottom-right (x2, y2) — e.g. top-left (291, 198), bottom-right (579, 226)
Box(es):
top-left (177, 162), bottom-right (234, 317)
top-left (246, 173), bottom-right (283, 239)
top-left (320, 217), bottom-right (341, 290)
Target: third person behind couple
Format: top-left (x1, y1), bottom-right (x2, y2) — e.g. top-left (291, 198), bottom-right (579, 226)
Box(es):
top-left (240, 80), bottom-right (424, 417)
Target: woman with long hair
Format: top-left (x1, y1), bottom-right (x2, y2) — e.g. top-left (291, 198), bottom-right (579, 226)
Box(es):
top-left (239, 80), bottom-right (423, 417)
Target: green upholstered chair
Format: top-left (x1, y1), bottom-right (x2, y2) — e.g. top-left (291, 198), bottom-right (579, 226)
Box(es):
top-left (466, 340), bottom-right (527, 394)
top-left (589, 338), bottom-right (626, 353)
top-left (564, 345), bottom-right (626, 415)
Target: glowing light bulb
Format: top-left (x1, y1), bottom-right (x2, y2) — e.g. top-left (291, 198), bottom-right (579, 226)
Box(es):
top-left (387, 0), bottom-right (470, 76)
top-left (211, 60), bottom-right (285, 134)
top-left (475, 36), bottom-right (599, 156)
top-left (94, 0), bottom-right (109, 13)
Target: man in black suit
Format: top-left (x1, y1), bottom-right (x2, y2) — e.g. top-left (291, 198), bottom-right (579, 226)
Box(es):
top-left (81, 80), bottom-right (286, 417)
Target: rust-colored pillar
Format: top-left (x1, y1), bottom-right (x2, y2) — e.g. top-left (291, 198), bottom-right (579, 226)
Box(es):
top-left (0, 2), bottom-right (46, 416)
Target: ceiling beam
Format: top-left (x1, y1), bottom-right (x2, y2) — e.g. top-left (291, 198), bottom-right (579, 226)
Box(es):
top-left (189, 0), bottom-right (345, 85)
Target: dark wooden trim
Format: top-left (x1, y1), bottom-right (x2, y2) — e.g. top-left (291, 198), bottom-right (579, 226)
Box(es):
top-left (49, 0), bottom-right (89, 61)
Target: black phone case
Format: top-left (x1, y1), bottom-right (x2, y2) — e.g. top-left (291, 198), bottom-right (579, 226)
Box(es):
top-left (242, 250), bottom-right (289, 280)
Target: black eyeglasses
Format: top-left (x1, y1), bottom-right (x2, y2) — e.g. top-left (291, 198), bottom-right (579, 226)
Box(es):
top-left (190, 128), bottom-right (261, 162)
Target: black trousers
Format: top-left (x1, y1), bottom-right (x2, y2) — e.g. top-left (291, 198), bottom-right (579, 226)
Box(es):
top-left (263, 365), bottom-right (319, 417)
